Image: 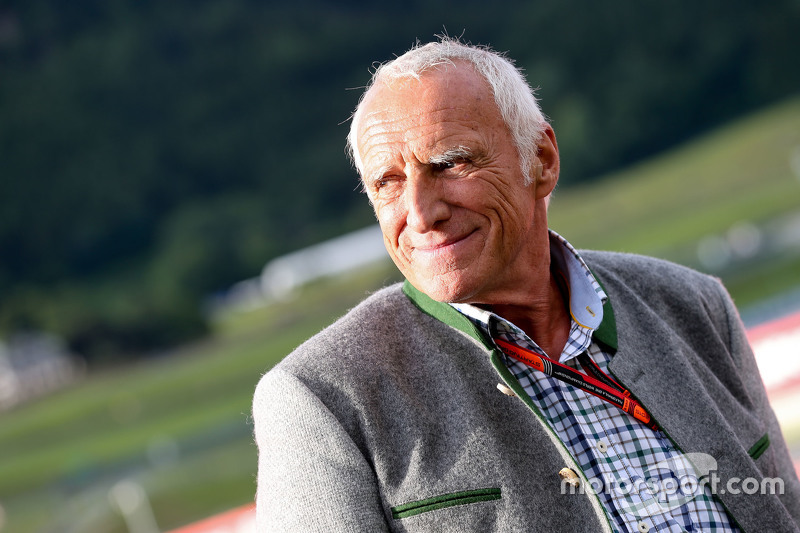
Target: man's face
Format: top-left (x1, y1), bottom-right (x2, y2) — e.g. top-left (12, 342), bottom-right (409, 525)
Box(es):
top-left (355, 64), bottom-right (557, 304)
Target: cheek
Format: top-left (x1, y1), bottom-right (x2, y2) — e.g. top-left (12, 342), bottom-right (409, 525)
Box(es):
top-left (476, 191), bottom-right (536, 254)
top-left (463, 184), bottom-right (527, 226)
top-left (374, 203), bottom-right (404, 245)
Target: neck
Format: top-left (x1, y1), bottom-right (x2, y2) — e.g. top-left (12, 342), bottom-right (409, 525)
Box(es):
top-left (468, 202), bottom-right (571, 357)
top-left (486, 269), bottom-right (570, 358)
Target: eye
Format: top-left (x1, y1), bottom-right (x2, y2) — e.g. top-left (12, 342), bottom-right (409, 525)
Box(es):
top-left (429, 150), bottom-right (473, 174)
top-left (431, 161), bottom-right (456, 172)
top-left (372, 175), bottom-right (403, 197)
top-left (375, 177), bottom-right (394, 189)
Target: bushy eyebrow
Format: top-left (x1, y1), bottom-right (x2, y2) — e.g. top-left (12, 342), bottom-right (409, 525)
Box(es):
top-left (428, 146), bottom-right (474, 166)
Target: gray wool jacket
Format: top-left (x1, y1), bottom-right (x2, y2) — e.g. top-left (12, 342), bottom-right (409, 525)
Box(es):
top-left (252, 251), bottom-right (800, 532)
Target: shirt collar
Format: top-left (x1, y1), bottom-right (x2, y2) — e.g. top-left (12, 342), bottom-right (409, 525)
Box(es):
top-left (548, 230), bottom-right (606, 329)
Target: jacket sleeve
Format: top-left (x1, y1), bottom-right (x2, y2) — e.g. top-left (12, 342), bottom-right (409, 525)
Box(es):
top-left (252, 368), bottom-right (392, 532)
top-left (715, 278), bottom-right (800, 523)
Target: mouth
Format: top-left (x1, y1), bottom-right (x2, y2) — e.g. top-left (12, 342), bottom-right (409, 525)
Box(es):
top-left (411, 229), bottom-right (479, 255)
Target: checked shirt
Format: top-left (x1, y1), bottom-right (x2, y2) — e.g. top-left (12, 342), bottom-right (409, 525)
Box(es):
top-left (452, 231), bottom-right (737, 533)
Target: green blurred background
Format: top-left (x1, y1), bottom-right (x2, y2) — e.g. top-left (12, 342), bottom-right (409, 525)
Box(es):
top-left (1, 1), bottom-right (799, 531)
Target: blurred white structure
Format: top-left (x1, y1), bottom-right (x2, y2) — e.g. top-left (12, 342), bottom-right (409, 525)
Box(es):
top-left (748, 311), bottom-right (800, 435)
top-left (109, 480), bottom-right (160, 533)
top-left (260, 224), bottom-right (386, 299)
top-left (210, 225), bottom-right (389, 315)
top-left (0, 331), bottom-right (84, 411)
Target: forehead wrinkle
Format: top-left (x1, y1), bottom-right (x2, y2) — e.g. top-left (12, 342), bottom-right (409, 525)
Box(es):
top-left (362, 101), bottom-right (473, 137)
top-left (358, 85), bottom-right (492, 174)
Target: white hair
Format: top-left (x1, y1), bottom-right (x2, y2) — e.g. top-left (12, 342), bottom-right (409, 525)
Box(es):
top-left (347, 38), bottom-right (548, 185)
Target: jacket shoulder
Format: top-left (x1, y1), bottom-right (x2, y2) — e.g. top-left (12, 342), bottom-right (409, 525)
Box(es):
top-left (265, 282), bottom-right (474, 379)
top-left (580, 249), bottom-right (721, 294)
top-left (278, 282), bottom-right (408, 364)
top-left (579, 250), bottom-right (737, 346)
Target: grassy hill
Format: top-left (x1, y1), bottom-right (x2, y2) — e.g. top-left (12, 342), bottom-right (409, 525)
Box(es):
top-left (552, 96), bottom-right (800, 253)
top-left (550, 95), bottom-right (800, 309)
top-left (1, 96), bottom-right (799, 532)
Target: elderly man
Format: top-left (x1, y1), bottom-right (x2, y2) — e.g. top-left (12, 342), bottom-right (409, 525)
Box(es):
top-left (253, 39), bottom-right (800, 532)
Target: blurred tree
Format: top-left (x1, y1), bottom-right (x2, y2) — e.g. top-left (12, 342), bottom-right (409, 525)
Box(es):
top-left (0, 0), bottom-right (797, 362)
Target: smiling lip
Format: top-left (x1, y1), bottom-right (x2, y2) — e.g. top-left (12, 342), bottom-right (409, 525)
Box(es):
top-left (412, 229), bottom-right (479, 253)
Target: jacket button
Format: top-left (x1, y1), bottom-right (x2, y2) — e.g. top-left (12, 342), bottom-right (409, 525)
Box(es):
top-left (558, 467), bottom-right (580, 488)
top-left (496, 383), bottom-right (516, 397)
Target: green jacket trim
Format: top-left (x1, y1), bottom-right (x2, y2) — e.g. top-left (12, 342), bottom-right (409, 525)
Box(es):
top-left (590, 273), bottom-right (618, 350)
top-left (747, 433), bottom-right (770, 460)
top-left (391, 487), bottom-right (502, 519)
top-left (402, 281), bottom-right (494, 349)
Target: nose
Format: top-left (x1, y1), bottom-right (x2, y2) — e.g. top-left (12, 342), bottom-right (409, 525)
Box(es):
top-left (404, 168), bottom-right (450, 232)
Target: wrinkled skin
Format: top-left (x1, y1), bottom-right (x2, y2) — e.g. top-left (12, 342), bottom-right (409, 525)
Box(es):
top-left (355, 63), bottom-right (561, 317)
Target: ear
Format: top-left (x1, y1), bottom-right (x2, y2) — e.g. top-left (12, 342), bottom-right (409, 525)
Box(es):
top-left (533, 124), bottom-right (560, 200)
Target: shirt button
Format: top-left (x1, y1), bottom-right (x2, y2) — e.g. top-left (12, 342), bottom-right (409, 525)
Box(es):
top-left (496, 383), bottom-right (516, 397)
top-left (637, 521), bottom-right (650, 533)
top-left (596, 440), bottom-right (608, 453)
top-left (558, 467), bottom-right (581, 488)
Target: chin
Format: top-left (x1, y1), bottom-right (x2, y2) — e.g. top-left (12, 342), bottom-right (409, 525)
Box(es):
top-left (410, 274), bottom-right (480, 304)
